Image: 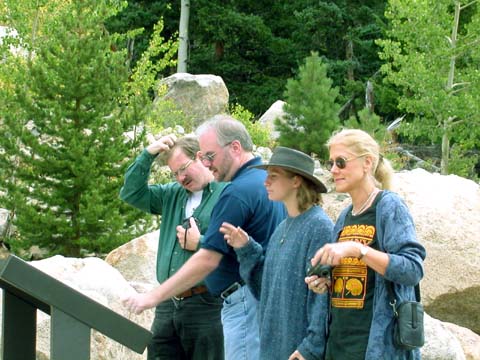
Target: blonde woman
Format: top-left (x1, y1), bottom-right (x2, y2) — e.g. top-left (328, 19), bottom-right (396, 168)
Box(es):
top-left (306, 129), bottom-right (426, 360)
top-left (220, 147), bottom-right (333, 360)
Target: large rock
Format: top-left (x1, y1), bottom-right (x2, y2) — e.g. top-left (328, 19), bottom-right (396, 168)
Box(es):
top-left (393, 170), bottom-right (479, 304)
top-left (444, 322), bottom-right (480, 360)
top-left (257, 100), bottom-right (286, 140)
top-left (155, 73), bottom-right (229, 127)
top-left (105, 230), bottom-right (159, 291)
top-left (422, 314), bottom-right (466, 360)
top-left (0, 208), bottom-right (11, 241)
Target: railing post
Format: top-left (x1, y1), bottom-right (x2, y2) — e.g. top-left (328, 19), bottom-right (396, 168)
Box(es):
top-left (51, 307), bottom-right (91, 360)
top-left (2, 290), bottom-right (37, 360)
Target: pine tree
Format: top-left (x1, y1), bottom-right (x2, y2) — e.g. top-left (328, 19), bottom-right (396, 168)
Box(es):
top-left (276, 52), bottom-right (340, 159)
top-left (0, 0), bottom-right (158, 257)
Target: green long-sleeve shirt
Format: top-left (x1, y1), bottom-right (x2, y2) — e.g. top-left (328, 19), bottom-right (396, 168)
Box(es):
top-left (119, 149), bottom-right (228, 284)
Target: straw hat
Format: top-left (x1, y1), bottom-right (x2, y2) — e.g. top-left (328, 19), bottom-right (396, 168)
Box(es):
top-left (250, 146), bottom-right (327, 193)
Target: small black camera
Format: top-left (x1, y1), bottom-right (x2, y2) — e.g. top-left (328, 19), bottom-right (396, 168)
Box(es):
top-left (182, 217), bottom-right (199, 230)
top-left (306, 262), bottom-right (332, 278)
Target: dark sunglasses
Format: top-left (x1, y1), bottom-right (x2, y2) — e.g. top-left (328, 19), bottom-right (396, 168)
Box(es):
top-left (327, 155), bottom-right (366, 170)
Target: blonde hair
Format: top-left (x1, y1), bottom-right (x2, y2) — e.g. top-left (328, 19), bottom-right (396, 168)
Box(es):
top-left (326, 129), bottom-right (394, 190)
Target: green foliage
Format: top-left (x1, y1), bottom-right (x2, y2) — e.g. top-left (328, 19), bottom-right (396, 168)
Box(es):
top-left (230, 103), bottom-right (273, 148)
top-left (449, 142), bottom-right (479, 181)
top-left (106, 1), bottom-right (176, 68)
top-left (344, 108), bottom-right (407, 171)
top-left (276, 52), bottom-right (341, 159)
top-left (0, 0), bottom-right (176, 257)
top-left (121, 19), bottom-right (187, 135)
top-left (345, 108), bottom-right (391, 145)
top-left (108, 1), bottom-right (390, 118)
top-left (292, 1), bottom-right (388, 119)
top-left (123, 19), bottom-right (178, 100)
top-left (378, 0), bottom-right (480, 176)
top-left (189, 1), bottom-right (294, 115)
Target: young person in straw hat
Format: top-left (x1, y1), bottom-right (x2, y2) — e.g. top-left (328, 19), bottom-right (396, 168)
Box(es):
top-left (220, 146), bottom-right (333, 360)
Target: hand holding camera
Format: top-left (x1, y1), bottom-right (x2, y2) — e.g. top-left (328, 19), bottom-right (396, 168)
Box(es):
top-left (182, 217), bottom-right (200, 230)
top-left (306, 262), bottom-right (332, 279)
top-left (176, 217), bottom-right (200, 251)
top-left (305, 261), bottom-right (332, 294)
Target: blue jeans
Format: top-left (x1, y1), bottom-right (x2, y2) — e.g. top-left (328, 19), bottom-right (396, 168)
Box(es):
top-left (148, 292), bottom-right (224, 360)
top-left (221, 285), bottom-right (260, 360)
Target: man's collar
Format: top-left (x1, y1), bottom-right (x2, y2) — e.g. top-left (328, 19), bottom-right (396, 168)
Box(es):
top-left (231, 156), bottom-right (262, 181)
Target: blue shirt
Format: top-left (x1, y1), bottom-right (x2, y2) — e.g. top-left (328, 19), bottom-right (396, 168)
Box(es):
top-left (200, 157), bottom-right (287, 295)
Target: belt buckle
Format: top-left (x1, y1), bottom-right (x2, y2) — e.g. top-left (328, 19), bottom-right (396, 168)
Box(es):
top-left (220, 282), bottom-right (241, 300)
top-left (172, 295), bottom-right (184, 301)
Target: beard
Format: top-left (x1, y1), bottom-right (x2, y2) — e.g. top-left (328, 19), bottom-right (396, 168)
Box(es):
top-left (214, 151), bottom-right (234, 182)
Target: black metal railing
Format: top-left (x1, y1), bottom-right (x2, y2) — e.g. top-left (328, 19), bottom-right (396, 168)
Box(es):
top-left (0, 255), bottom-right (151, 360)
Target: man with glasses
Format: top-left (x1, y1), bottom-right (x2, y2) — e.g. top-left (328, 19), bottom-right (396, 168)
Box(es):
top-left (123, 116), bottom-right (287, 360)
top-left (120, 135), bottom-right (227, 360)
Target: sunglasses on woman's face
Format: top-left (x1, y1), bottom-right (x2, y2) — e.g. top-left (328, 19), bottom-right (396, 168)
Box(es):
top-left (327, 154), bottom-right (366, 170)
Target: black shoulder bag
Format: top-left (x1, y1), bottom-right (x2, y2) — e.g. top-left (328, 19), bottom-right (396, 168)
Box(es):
top-left (386, 281), bottom-right (425, 350)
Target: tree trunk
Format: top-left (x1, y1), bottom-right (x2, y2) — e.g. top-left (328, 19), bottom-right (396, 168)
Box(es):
top-left (346, 38), bottom-right (354, 81)
top-left (441, 1), bottom-right (460, 174)
top-left (177, 0), bottom-right (190, 73)
top-left (441, 120), bottom-right (450, 175)
top-left (365, 80), bottom-right (374, 113)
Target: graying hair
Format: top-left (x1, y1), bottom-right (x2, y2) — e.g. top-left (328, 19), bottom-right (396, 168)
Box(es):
top-left (195, 114), bottom-right (254, 151)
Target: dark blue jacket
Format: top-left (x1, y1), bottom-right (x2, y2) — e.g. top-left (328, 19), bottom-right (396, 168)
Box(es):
top-left (200, 157), bottom-right (286, 295)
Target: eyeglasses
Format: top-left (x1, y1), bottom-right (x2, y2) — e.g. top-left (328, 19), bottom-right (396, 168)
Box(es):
top-left (199, 142), bottom-right (232, 165)
top-left (200, 152), bottom-right (216, 165)
top-left (172, 159), bottom-right (194, 178)
top-left (327, 154), bottom-right (366, 170)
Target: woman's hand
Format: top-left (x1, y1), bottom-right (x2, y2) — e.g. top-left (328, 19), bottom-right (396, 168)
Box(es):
top-left (219, 222), bottom-right (249, 249)
top-left (305, 275), bottom-right (331, 294)
top-left (311, 241), bottom-right (361, 266)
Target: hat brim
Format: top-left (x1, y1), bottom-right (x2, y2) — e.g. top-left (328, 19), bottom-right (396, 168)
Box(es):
top-left (249, 163), bottom-right (327, 193)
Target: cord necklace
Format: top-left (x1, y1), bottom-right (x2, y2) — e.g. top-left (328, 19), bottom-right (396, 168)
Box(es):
top-left (352, 188), bottom-right (379, 216)
top-left (280, 217), bottom-right (297, 244)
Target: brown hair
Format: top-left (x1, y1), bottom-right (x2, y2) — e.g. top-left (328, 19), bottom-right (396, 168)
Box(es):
top-left (285, 170), bottom-right (323, 212)
top-left (165, 136), bottom-right (199, 162)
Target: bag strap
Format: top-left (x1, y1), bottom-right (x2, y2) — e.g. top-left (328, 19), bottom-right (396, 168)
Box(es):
top-left (378, 192), bottom-right (421, 317)
top-left (386, 280), bottom-right (421, 316)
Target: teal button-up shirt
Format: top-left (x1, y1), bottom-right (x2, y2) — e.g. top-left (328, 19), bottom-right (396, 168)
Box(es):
top-left (120, 149), bottom-right (228, 284)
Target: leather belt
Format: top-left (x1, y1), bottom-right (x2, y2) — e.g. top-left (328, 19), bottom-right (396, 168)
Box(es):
top-left (220, 280), bottom-right (245, 300)
top-left (173, 285), bottom-right (208, 300)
